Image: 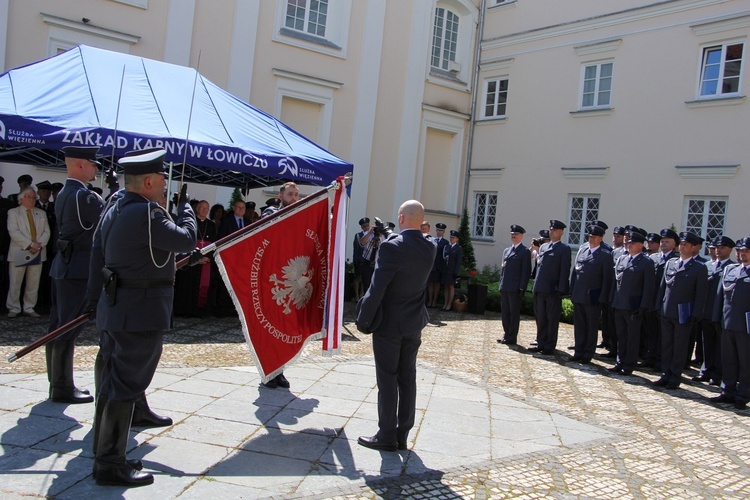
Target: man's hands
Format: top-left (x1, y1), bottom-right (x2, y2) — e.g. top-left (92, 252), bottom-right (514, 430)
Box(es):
top-left (178, 183), bottom-right (189, 204)
top-left (188, 249), bottom-right (204, 266)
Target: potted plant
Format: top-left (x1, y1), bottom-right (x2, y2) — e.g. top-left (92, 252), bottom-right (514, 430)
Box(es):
top-left (467, 269), bottom-right (489, 315)
top-left (452, 293), bottom-right (468, 313)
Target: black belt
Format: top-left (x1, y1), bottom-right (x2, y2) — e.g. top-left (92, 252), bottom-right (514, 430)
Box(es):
top-left (117, 278), bottom-right (174, 289)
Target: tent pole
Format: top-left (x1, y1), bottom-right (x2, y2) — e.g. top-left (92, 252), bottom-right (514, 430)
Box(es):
top-left (167, 161), bottom-right (175, 211)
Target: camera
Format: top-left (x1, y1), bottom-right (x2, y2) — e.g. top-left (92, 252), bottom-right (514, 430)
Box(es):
top-left (532, 238), bottom-right (543, 247)
top-left (372, 217), bottom-right (393, 238)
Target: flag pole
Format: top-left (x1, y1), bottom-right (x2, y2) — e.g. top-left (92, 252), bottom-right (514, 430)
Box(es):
top-left (7, 173), bottom-right (352, 363)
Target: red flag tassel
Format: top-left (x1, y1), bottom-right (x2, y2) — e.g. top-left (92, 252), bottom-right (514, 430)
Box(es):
top-left (323, 177), bottom-right (347, 354)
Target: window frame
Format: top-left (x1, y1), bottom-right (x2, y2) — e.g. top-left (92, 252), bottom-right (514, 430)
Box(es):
top-left (566, 194), bottom-right (601, 247)
top-left (579, 60), bottom-right (614, 110)
top-left (472, 191), bottom-right (498, 240)
top-left (697, 40), bottom-right (745, 99)
top-left (683, 196), bottom-right (729, 254)
top-left (431, 7), bottom-right (460, 72)
top-left (273, 0), bottom-right (352, 59)
top-left (284, 0), bottom-right (329, 39)
top-left (427, 0), bottom-right (478, 88)
top-left (482, 76), bottom-right (509, 119)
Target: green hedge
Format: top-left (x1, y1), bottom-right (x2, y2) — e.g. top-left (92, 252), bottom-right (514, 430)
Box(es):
top-left (484, 281), bottom-right (574, 325)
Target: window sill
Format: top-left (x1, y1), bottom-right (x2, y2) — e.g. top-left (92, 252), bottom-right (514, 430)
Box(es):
top-left (279, 27), bottom-right (342, 50)
top-left (570, 107), bottom-right (613, 117)
top-left (472, 238), bottom-right (496, 245)
top-left (476, 116), bottom-right (507, 124)
top-left (488, 0), bottom-right (517, 10)
top-left (685, 95), bottom-right (745, 108)
top-left (427, 70), bottom-right (470, 92)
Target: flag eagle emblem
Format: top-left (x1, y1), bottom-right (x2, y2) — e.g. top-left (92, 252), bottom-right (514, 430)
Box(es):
top-left (270, 256), bottom-right (314, 314)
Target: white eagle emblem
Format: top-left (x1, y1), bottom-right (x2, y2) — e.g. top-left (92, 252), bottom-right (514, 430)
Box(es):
top-left (269, 256), bottom-right (314, 314)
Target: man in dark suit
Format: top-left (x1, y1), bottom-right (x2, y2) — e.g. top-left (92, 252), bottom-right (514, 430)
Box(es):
top-left (710, 237), bottom-right (750, 410)
top-left (441, 230), bottom-right (463, 311)
top-left (653, 231), bottom-right (708, 390)
top-left (609, 231), bottom-right (655, 375)
top-left (35, 180), bottom-right (55, 314)
top-left (530, 220), bottom-right (571, 355)
top-left (92, 148), bottom-right (197, 486)
top-left (218, 199), bottom-right (250, 238)
top-left (427, 223), bottom-right (448, 307)
top-left (694, 235), bottom-right (735, 385)
top-left (352, 217), bottom-right (370, 302)
top-left (356, 200), bottom-right (436, 452)
top-left (497, 225), bottom-right (531, 345)
top-left (568, 224), bottom-right (613, 364)
top-left (47, 147), bottom-right (104, 404)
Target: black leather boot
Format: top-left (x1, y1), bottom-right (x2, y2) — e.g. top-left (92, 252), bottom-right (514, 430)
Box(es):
top-left (131, 393), bottom-right (172, 428)
top-left (49, 342), bottom-right (93, 404)
top-left (92, 395), bottom-right (143, 478)
top-left (94, 400), bottom-right (153, 487)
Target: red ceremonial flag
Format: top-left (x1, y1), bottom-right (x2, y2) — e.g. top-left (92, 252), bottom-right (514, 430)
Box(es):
top-left (323, 177), bottom-right (347, 354)
top-left (215, 196), bottom-right (329, 382)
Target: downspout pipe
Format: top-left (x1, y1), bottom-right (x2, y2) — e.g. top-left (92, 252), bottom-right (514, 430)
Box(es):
top-left (461, 0), bottom-right (487, 212)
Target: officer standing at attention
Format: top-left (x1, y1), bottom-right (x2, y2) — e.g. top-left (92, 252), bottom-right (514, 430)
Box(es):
top-left (568, 223), bottom-right (613, 364)
top-left (92, 148), bottom-right (196, 487)
top-left (497, 225), bottom-right (531, 346)
top-left (653, 231), bottom-right (708, 390)
top-left (47, 146), bottom-right (104, 404)
top-left (710, 237), bottom-right (750, 410)
top-left (427, 223), bottom-right (448, 308)
top-left (352, 217), bottom-right (370, 302)
top-left (442, 230), bottom-right (463, 311)
top-left (529, 220), bottom-right (571, 355)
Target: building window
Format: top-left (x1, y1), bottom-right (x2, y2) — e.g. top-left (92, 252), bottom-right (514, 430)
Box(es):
top-left (431, 7), bottom-right (460, 71)
top-left (567, 194), bottom-right (600, 246)
top-left (684, 197), bottom-right (728, 252)
top-left (581, 62), bottom-right (613, 108)
top-left (483, 78), bottom-right (509, 118)
top-left (699, 42), bottom-right (743, 97)
top-left (285, 0), bottom-right (328, 38)
top-left (473, 192), bottom-right (497, 238)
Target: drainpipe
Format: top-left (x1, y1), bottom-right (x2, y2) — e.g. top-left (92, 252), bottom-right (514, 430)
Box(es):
top-left (461, 0), bottom-right (487, 212)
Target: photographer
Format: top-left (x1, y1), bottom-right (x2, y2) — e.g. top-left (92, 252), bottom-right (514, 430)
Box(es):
top-left (360, 217), bottom-right (392, 290)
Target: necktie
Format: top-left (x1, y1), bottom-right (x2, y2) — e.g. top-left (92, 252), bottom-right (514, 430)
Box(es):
top-left (679, 260), bottom-right (684, 269)
top-left (238, 217), bottom-right (244, 229)
top-left (26, 209), bottom-right (37, 242)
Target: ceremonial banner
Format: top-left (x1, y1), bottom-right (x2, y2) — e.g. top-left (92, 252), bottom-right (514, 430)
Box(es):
top-left (215, 196), bottom-right (330, 382)
top-left (323, 177), bottom-right (347, 354)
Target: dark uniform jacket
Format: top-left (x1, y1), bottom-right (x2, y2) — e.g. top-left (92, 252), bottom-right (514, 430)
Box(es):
top-left (610, 253), bottom-right (656, 311)
top-left (356, 229), bottom-right (436, 335)
top-left (569, 245), bottom-right (613, 305)
top-left (532, 241), bottom-right (571, 295)
top-left (499, 243), bottom-right (531, 292)
top-left (650, 250), bottom-right (677, 306)
top-left (656, 257), bottom-right (708, 322)
top-left (714, 264), bottom-right (750, 330)
top-left (94, 192), bottom-right (196, 332)
top-left (444, 243), bottom-right (463, 277)
top-left (702, 259), bottom-right (734, 321)
top-left (433, 237), bottom-right (448, 272)
top-left (50, 179), bottom-right (103, 280)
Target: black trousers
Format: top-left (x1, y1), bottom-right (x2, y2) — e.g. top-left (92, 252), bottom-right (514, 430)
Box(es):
top-left (500, 291), bottom-right (522, 342)
top-left (614, 309), bottom-right (642, 371)
top-left (534, 292), bottom-right (561, 351)
top-left (699, 320), bottom-right (722, 381)
top-left (573, 302), bottom-right (601, 361)
top-left (721, 328), bottom-right (750, 404)
top-left (49, 277), bottom-right (88, 343)
top-left (372, 332), bottom-right (421, 443)
top-left (643, 311), bottom-right (661, 367)
top-left (660, 317), bottom-right (691, 384)
top-left (99, 329), bottom-right (163, 402)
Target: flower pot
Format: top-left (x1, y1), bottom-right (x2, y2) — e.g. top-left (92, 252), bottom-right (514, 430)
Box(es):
top-left (452, 299), bottom-right (468, 313)
top-left (467, 284), bottom-right (488, 314)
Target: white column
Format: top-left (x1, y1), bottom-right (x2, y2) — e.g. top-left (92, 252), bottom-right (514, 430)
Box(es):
top-left (347, 0), bottom-right (387, 252)
top-left (227, 0), bottom-right (260, 102)
top-left (163, 0), bottom-right (196, 66)
top-left (0, 0), bottom-right (9, 71)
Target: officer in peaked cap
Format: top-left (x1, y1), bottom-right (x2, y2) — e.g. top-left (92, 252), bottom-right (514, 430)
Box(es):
top-left (653, 230), bottom-right (708, 390)
top-left (710, 236), bottom-right (750, 410)
top-left (695, 235), bottom-right (735, 386)
top-left (353, 217), bottom-right (371, 302)
top-left (90, 147), bottom-right (196, 486)
top-left (428, 223), bottom-right (449, 307)
top-left (441, 229), bottom-right (463, 310)
top-left (46, 146), bottom-right (104, 405)
top-left (646, 233), bottom-right (662, 255)
top-left (498, 225), bottom-right (531, 345)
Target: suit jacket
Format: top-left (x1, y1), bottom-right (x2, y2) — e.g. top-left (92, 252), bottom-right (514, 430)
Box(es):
top-left (50, 179), bottom-right (104, 280)
top-left (6, 205), bottom-right (50, 262)
top-left (218, 214), bottom-right (250, 238)
top-left (714, 264), bottom-right (750, 330)
top-left (702, 259), bottom-right (734, 320)
top-left (499, 243), bottom-right (531, 292)
top-left (356, 229), bottom-right (436, 335)
top-left (610, 253), bottom-right (656, 311)
top-left (656, 257), bottom-right (708, 321)
top-left (569, 246), bottom-right (613, 305)
top-left (95, 192), bottom-right (197, 332)
top-left (444, 243), bottom-right (463, 276)
top-left (352, 230), bottom-right (366, 264)
top-left (433, 237), bottom-right (449, 271)
top-left (532, 241), bottom-right (571, 295)
top-left (650, 250), bottom-right (678, 309)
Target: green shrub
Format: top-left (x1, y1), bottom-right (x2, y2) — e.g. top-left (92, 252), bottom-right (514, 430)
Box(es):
top-left (492, 280), bottom-right (574, 325)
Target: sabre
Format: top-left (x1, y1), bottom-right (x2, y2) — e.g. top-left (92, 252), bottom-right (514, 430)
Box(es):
top-left (100, 65), bottom-right (126, 191)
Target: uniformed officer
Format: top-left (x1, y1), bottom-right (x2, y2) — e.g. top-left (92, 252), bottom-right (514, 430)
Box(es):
top-left (530, 220), bottom-right (571, 355)
top-left (694, 235), bottom-right (735, 385)
top-left (653, 231), bottom-right (708, 390)
top-left (92, 148), bottom-right (197, 486)
top-left (646, 232), bottom-right (661, 256)
top-left (353, 217), bottom-right (370, 302)
top-left (601, 226), bottom-right (627, 355)
top-left (442, 230), bottom-right (463, 310)
top-left (428, 223), bottom-right (448, 308)
top-left (46, 146), bottom-right (104, 404)
top-left (710, 237), bottom-right (750, 410)
top-left (497, 225), bottom-right (531, 345)
top-left (569, 224), bottom-right (613, 363)
top-left (609, 231), bottom-right (656, 375)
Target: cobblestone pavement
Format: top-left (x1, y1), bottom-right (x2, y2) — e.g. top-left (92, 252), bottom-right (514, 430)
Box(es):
top-left (1, 303), bottom-right (749, 498)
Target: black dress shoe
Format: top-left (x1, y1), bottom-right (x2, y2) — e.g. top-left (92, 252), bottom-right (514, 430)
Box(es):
top-left (275, 373), bottom-right (290, 388)
top-left (579, 359), bottom-right (591, 365)
top-left (527, 347), bottom-right (542, 353)
top-left (621, 369), bottom-right (633, 376)
top-left (692, 374), bottom-right (710, 382)
top-left (263, 378), bottom-right (278, 389)
top-left (498, 338), bottom-right (517, 345)
top-left (665, 381), bottom-right (680, 390)
top-left (95, 463), bottom-right (154, 487)
top-left (735, 401), bottom-right (747, 410)
top-left (539, 349), bottom-right (555, 356)
top-left (93, 459), bottom-right (143, 479)
top-left (652, 378), bottom-right (669, 387)
top-left (607, 365), bottom-right (623, 373)
top-left (131, 409), bottom-right (172, 428)
top-left (567, 355), bottom-right (583, 362)
top-left (709, 379), bottom-right (721, 386)
top-left (357, 435), bottom-right (397, 452)
top-left (709, 394), bottom-right (734, 404)
top-left (50, 387), bottom-right (94, 404)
